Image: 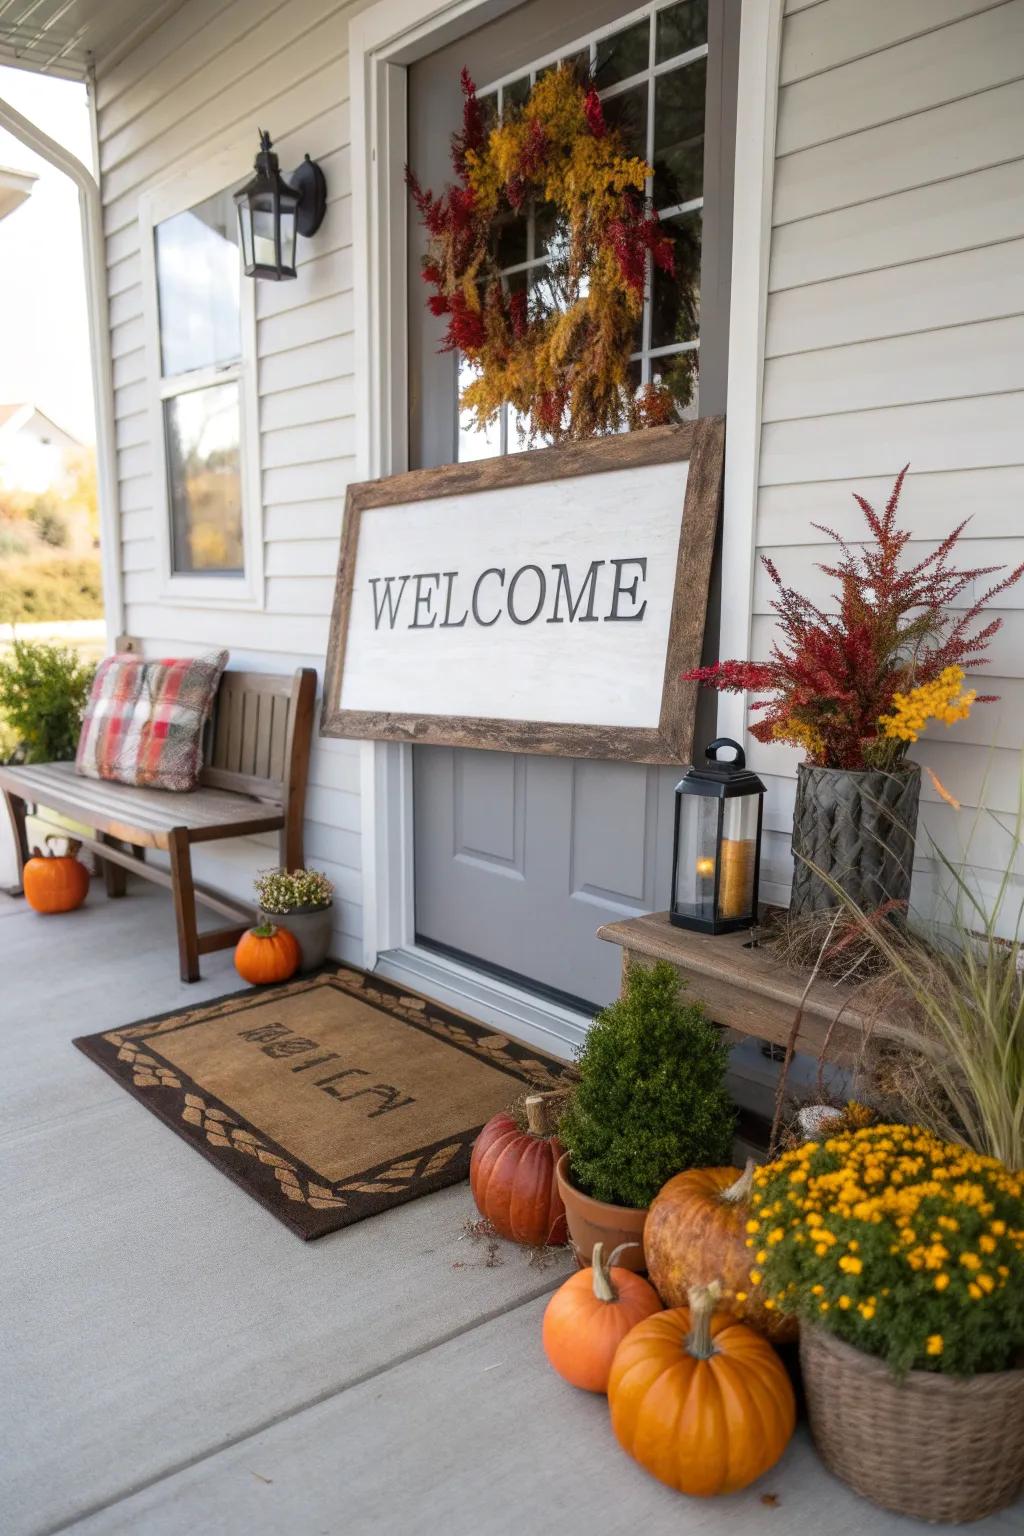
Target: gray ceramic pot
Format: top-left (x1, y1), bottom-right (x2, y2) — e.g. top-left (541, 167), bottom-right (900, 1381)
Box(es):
top-left (790, 763), bottom-right (920, 919)
top-left (261, 904), bottom-right (333, 972)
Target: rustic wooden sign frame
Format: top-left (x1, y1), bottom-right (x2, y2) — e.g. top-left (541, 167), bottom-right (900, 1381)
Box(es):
top-left (321, 417), bottom-right (725, 764)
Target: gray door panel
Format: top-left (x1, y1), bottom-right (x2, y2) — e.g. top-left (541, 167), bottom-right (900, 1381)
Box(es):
top-left (414, 748), bottom-right (681, 1008)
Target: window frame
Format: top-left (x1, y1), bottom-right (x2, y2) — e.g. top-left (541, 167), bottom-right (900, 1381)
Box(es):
top-left (138, 145), bottom-right (264, 608)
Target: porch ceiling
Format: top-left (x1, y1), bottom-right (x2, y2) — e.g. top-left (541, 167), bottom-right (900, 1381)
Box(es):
top-left (0, 0), bottom-right (185, 82)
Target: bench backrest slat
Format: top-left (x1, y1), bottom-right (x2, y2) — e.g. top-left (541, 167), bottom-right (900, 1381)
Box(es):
top-left (201, 669), bottom-right (316, 807)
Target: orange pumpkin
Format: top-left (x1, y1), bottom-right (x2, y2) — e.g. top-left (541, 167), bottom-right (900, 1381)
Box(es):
top-left (23, 838), bottom-right (89, 914)
top-left (470, 1094), bottom-right (567, 1246)
top-left (543, 1240), bottom-right (662, 1393)
top-left (234, 922), bottom-right (300, 985)
top-left (645, 1160), bottom-right (797, 1343)
top-left (608, 1284), bottom-right (796, 1497)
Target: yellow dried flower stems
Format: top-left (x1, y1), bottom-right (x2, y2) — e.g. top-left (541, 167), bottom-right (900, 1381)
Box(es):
top-left (879, 665), bottom-right (976, 745)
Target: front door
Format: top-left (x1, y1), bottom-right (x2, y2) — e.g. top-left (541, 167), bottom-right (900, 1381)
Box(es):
top-left (407, 0), bottom-right (738, 1012)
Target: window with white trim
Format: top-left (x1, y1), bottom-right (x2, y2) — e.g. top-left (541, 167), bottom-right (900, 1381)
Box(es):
top-left (458, 0), bottom-right (710, 462)
top-left (155, 190), bottom-right (244, 574)
top-left (141, 160), bottom-right (262, 607)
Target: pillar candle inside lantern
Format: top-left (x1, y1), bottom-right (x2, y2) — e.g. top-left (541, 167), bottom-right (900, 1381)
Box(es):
top-left (718, 838), bottom-right (755, 919)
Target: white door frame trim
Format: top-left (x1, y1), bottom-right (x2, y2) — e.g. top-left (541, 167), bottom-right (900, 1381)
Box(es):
top-left (348, 0), bottom-right (782, 1048)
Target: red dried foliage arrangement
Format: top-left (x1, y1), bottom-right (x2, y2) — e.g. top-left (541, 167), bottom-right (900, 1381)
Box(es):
top-left (682, 468), bottom-right (1024, 770)
top-left (406, 64), bottom-right (695, 443)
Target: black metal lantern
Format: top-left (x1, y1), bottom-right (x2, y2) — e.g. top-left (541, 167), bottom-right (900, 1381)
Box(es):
top-left (670, 737), bottom-right (765, 935)
top-left (234, 130), bottom-right (326, 281)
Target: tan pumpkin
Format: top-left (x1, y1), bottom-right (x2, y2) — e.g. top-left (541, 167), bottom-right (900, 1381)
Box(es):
top-left (608, 1283), bottom-right (796, 1497)
top-left (23, 837), bottom-right (89, 914)
top-left (543, 1241), bottom-right (662, 1393)
top-left (470, 1094), bottom-right (567, 1246)
top-left (644, 1159), bottom-right (797, 1342)
top-left (234, 922), bottom-right (300, 985)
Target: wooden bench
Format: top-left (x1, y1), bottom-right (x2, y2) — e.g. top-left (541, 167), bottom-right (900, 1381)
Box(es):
top-left (0, 667), bottom-right (316, 983)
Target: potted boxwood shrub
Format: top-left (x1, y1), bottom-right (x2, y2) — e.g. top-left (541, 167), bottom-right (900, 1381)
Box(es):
top-left (682, 468), bottom-right (1024, 918)
top-left (253, 867), bottom-right (334, 972)
top-left (556, 959), bottom-right (734, 1271)
top-left (749, 1124), bottom-right (1024, 1522)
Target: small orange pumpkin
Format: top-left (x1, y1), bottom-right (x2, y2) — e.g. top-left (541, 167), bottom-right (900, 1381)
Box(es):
top-left (470, 1094), bottom-right (567, 1246)
top-left (234, 922), bottom-right (300, 985)
top-left (645, 1160), bottom-right (798, 1343)
top-left (23, 837), bottom-right (89, 914)
top-left (608, 1283), bottom-right (796, 1497)
top-left (543, 1241), bottom-right (662, 1393)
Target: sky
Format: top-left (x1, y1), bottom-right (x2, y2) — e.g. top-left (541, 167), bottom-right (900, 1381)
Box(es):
top-left (0, 66), bottom-right (95, 444)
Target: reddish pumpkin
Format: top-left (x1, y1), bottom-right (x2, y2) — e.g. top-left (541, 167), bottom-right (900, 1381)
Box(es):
top-left (543, 1240), bottom-right (662, 1393)
top-left (23, 838), bottom-right (89, 914)
top-left (234, 922), bottom-right (300, 985)
top-left (470, 1094), bottom-right (567, 1246)
top-left (608, 1284), bottom-right (796, 1496)
top-left (645, 1160), bottom-right (798, 1343)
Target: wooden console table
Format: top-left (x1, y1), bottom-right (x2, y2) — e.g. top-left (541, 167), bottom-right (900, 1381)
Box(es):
top-left (597, 910), bottom-right (903, 1067)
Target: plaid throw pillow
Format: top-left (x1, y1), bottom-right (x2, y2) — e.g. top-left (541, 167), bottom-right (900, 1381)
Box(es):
top-left (75, 651), bottom-right (228, 792)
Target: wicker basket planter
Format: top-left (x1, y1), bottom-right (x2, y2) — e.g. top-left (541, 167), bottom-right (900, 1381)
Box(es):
top-left (790, 762), bottom-right (920, 919)
top-left (800, 1325), bottom-right (1024, 1523)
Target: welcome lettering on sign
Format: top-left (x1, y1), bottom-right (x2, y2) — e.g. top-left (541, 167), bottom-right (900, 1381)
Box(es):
top-left (321, 420), bottom-right (724, 763)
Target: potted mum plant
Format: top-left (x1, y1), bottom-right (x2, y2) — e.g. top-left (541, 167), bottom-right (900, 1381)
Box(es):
top-left (682, 468), bottom-right (1024, 917)
top-left (253, 867), bottom-right (334, 972)
top-left (556, 960), bottom-right (734, 1271)
top-left (748, 1124), bottom-right (1024, 1522)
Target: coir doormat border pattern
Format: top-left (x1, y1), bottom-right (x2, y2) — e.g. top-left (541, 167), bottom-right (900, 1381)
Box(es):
top-left (74, 965), bottom-right (571, 1240)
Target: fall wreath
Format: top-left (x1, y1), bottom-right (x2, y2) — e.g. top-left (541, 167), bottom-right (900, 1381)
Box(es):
top-left (407, 65), bottom-right (697, 444)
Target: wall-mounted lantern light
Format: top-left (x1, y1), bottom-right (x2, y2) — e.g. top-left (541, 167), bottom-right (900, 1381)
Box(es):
top-left (234, 130), bottom-right (326, 281)
top-left (670, 737), bottom-right (765, 935)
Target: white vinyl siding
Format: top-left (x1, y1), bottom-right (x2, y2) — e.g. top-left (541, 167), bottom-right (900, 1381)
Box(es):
top-left (751, 0), bottom-right (1024, 917)
top-left (94, 0), bottom-right (363, 962)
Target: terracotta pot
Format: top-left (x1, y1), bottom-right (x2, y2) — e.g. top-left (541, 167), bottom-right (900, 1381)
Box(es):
top-left (262, 903), bottom-right (333, 972)
top-left (555, 1153), bottom-right (648, 1273)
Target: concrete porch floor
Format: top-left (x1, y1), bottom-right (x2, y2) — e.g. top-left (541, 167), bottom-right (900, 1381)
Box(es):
top-left (2, 881), bottom-right (1020, 1536)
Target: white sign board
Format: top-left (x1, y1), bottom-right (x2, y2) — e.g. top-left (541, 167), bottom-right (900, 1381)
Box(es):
top-left (322, 421), bottom-right (723, 763)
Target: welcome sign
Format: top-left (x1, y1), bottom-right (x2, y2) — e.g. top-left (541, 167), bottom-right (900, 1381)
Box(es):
top-left (321, 419), bottom-right (724, 762)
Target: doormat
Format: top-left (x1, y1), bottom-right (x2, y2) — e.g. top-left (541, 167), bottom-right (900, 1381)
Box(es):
top-left (74, 966), bottom-right (572, 1240)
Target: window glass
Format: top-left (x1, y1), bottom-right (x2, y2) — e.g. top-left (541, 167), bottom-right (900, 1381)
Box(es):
top-left (164, 381), bottom-right (243, 574)
top-left (656, 0), bottom-right (708, 63)
top-left (595, 19), bottom-right (650, 87)
top-left (155, 190), bottom-right (240, 377)
top-left (653, 57), bottom-right (707, 207)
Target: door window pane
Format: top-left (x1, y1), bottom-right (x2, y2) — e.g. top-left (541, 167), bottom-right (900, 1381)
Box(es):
top-left (653, 57), bottom-right (707, 207)
top-left (601, 82), bottom-right (648, 162)
top-left (656, 0), bottom-right (708, 63)
top-left (164, 381), bottom-right (243, 574)
top-left (651, 209), bottom-right (701, 347)
top-left (595, 19), bottom-right (650, 87)
top-left (155, 190), bottom-right (240, 377)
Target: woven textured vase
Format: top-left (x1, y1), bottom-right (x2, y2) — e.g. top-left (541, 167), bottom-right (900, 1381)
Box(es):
top-left (800, 1326), bottom-right (1024, 1522)
top-left (790, 763), bottom-right (920, 918)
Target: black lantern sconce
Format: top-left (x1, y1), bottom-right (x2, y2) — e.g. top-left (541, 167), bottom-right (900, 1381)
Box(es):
top-left (234, 130), bottom-right (326, 281)
top-left (670, 738), bottom-right (765, 935)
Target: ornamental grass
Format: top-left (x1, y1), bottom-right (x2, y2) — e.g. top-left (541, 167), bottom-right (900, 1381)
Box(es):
top-left (747, 1125), bottom-right (1024, 1377)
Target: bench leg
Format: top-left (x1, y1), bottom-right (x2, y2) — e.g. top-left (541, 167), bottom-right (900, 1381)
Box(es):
top-left (167, 828), bottom-right (200, 983)
top-left (97, 832), bottom-right (128, 898)
top-left (3, 789), bottom-right (29, 893)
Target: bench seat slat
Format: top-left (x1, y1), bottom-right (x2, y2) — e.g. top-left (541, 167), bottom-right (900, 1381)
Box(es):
top-left (0, 761), bottom-right (285, 849)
